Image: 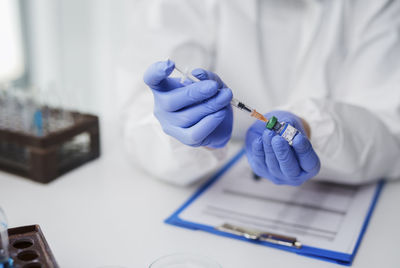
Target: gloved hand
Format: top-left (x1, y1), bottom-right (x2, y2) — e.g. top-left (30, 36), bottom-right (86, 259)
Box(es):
top-left (245, 110), bottom-right (320, 186)
top-left (143, 60), bottom-right (233, 148)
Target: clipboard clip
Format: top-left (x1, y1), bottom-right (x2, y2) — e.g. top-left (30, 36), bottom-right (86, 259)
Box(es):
top-left (215, 223), bottom-right (302, 249)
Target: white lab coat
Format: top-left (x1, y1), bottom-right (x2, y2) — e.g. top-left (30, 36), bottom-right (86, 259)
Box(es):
top-left (119, 0), bottom-right (400, 185)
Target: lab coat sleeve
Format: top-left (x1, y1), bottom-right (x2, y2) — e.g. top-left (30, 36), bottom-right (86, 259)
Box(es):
top-left (119, 0), bottom-right (227, 186)
top-left (288, 1), bottom-right (400, 184)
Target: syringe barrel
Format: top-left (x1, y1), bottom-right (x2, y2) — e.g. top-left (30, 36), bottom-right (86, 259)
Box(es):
top-left (174, 64), bottom-right (200, 83)
top-left (230, 98), bottom-right (253, 113)
top-left (230, 98), bottom-right (240, 108)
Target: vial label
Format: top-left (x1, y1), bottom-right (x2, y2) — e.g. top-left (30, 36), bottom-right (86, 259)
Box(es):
top-left (280, 124), bottom-right (298, 145)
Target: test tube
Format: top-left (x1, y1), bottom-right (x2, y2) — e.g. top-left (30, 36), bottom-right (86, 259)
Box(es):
top-left (33, 109), bottom-right (44, 137)
top-left (0, 208), bottom-right (10, 266)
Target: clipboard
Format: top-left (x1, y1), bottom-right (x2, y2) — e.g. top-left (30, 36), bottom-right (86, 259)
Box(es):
top-left (165, 150), bottom-right (384, 266)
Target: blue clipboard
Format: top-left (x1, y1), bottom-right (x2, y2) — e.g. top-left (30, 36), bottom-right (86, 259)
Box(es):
top-left (165, 150), bottom-right (385, 266)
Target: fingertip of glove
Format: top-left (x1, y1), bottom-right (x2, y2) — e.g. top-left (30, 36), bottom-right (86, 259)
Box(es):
top-left (222, 87), bottom-right (233, 98)
top-left (192, 68), bottom-right (208, 80)
top-left (262, 129), bottom-right (275, 146)
top-left (271, 134), bottom-right (286, 145)
top-left (271, 135), bottom-right (289, 152)
top-left (215, 88), bottom-right (233, 105)
top-left (292, 133), bottom-right (311, 153)
top-left (143, 60), bottom-right (175, 86)
top-left (199, 80), bottom-right (219, 94)
top-left (162, 60), bottom-right (175, 77)
top-left (263, 128), bottom-right (275, 137)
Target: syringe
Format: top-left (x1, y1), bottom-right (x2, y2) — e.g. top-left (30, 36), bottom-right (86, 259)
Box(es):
top-left (173, 64), bottom-right (299, 145)
top-left (174, 65), bottom-right (268, 123)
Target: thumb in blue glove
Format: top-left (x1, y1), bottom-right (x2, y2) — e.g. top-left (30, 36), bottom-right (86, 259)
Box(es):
top-left (245, 110), bottom-right (320, 186)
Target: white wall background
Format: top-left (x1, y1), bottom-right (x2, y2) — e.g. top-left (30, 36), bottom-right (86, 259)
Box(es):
top-left (0, 0), bottom-right (24, 82)
top-left (24, 0), bottom-right (146, 119)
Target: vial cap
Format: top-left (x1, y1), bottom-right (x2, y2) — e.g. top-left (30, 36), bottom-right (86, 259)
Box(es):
top-left (266, 116), bottom-right (277, 130)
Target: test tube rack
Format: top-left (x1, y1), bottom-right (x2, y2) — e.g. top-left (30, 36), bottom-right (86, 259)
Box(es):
top-left (0, 109), bottom-right (100, 183)
top-left (7, 225), bottom-right (58, 268)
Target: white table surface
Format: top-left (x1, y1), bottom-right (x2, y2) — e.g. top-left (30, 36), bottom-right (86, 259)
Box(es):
top-left (1, 123), bottom-right (399, 268)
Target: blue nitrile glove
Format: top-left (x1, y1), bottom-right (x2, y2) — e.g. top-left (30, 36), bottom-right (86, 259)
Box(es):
top-left (245, 110), bottom-right (320, 186)
top-left (143, 60), bottom-right (233, 148)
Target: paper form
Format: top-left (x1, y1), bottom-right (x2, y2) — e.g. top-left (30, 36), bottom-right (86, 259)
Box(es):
top-left (179, 155), bottom-right (378, 253)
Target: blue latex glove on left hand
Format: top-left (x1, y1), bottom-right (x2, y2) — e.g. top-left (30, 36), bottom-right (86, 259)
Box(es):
top-left (143, 60), bottom-right (233, 148)
top-left (245, 111), bottom-right (320, 186)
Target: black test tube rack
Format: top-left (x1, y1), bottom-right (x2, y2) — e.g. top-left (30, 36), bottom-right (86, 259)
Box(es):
top-left (0, 108), bottom-right (100, 183)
